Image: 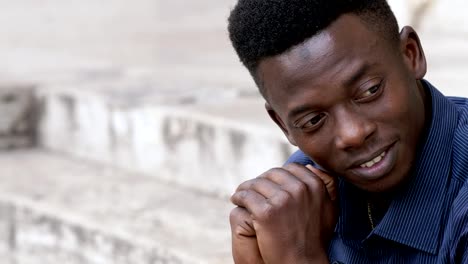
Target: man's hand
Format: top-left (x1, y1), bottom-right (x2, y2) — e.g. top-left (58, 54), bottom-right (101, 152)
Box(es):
top-left (229, 163), bottom-right (338, 264)
top-left (230, 206), bottom-right (265, 264)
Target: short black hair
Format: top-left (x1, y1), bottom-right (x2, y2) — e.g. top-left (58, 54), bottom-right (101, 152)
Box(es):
top-left (228, 0), bottom-right (400, 94)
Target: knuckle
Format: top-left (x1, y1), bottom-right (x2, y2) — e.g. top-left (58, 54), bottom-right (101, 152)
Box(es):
top-left (251, 177), bottom-right (266, 188)
top-left (231, 189), bottom-right (248, 205)
top-left (283, 162), bottom-right (299, 170)
top-left (236, 178), bottom-right (254, 191)
top-left (290, 180), bottom-right (308, 195)
top-left (257, 202), bottom-right (275, 221)
top-left (229, 207), bottom-right (241, 224)
top-left (270, 189), bottom-right (292, 207)
top-left (240, 189), bottom-right (253, 201)
top-left (262, 167), bottom-right (285, 178)
top-left (309, 177), bottom-right (327, 195)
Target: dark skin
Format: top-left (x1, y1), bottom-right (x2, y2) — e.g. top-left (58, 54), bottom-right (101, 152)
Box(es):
top-left (231, 164), bottom-right (337, 263)
top-left (230, 14), bottom-right (428, 263)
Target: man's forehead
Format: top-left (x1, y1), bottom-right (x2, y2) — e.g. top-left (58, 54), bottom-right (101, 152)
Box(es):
top-left (277, 31), bottom-right (335, 70)
top-left (258, 15), bottom-right (384, 90)
top-left (257, 33), bottom-right (337, 94)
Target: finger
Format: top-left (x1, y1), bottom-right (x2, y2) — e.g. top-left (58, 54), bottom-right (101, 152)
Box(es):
top-left (259, 166), bottom-right (325, 202)
top-left (232, 233), bottom-right (265, 264)
top-left (256, 167), bottom-right (315, 202)
top-left (236, 177), bottom-right (283, 199)
top-left (230, 207), bottom-right (255, 237)
top-left (231, 189), bottom-right (269, 215)
top-left (230, 207), bottom-right (265, 264)
top-left (281, 163), bottom-right (329, 199)
top-left (259, 167), bottom-right (305, 187)
top-left (306, 164), bottom-right (337, 201)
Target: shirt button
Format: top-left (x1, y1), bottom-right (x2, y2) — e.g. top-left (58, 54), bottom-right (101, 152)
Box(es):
top-left (331, 261), bottom-right (344, 264)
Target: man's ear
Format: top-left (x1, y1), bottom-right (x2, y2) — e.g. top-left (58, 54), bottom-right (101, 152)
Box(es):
top-left (265, 102), bottom-right (297, 146)
top-left (399, 26), bottom-right (427, 80)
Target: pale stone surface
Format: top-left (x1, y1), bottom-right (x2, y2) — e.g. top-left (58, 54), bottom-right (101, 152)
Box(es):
top-left (36, 82), bottom-right (292, 197)
top-left (0, 0), bottom-right (239, 69)
top-left (0, 202), bottom-right (14, 255)
top-left (0, 149), bottom-right (233, 264)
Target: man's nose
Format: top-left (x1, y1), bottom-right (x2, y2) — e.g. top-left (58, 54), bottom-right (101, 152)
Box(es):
top-left (334, 109), bottom-right (376, 151)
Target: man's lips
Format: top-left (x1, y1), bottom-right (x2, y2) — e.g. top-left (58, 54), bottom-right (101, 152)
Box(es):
top-left (350, 141), bottom-right (397, 169)
top-left (346, 141), bottom-right (398, 180)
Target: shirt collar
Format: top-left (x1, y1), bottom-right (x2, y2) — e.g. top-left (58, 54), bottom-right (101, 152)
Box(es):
top-left (337, 80), bottom-right (459, 254)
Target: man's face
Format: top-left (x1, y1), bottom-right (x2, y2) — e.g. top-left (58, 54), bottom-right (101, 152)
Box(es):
top-left (258, 14), bottom-right (427, 193)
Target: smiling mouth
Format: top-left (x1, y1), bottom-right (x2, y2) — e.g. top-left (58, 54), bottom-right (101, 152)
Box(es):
top-left (359, 151), bottom-right (386, 168)
top-left (348, 141), bottom-right (398, 181)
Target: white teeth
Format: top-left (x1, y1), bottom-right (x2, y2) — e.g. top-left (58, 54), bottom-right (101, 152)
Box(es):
top-left (373, 156), bottom-right (382, 163)
top-left (360, 151), bottom-right (386, 168)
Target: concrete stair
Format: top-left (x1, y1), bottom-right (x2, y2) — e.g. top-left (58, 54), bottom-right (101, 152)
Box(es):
top-left (0, 149), bottom-right (233, 264)
top-left (1, 63), bottom-right (295, 196)
top-left (0, 63), bottom-right (296, 263)
top-left (32, 70), bottom-right (294, 198)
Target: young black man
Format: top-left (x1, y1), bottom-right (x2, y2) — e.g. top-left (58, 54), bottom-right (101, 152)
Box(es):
top-left (228, 0), bottom-right (468, 263)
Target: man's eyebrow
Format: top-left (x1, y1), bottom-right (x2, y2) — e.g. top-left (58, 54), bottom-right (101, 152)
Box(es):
top-left (288, 104), bottom-right (313, 121)
top-left (342, 62), bottom-right (373, 87)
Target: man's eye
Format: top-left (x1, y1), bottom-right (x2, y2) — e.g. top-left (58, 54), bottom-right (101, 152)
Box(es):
top-left (302, 113), bottom-right (326, 129)
top-left (356, 83), bottom-right (382, 101)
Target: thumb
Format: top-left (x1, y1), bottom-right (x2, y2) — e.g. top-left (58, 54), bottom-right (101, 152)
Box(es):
top-left (230, 207), bottom-right (265, 264)
top-left (306, 164), bottom-right (338, 201)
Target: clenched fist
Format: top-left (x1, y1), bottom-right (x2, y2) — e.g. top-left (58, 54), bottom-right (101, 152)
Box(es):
top-left (230, 163), bottom-right (338, 264)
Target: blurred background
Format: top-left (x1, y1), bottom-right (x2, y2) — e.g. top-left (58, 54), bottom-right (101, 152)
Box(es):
top-left (0, 0), bottom-right (467, 263)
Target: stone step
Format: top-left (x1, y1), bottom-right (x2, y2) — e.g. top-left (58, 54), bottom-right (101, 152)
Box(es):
top-left (0, 149), bottom-right (233, 264)
top-left (27, 72), bottom-right (294, 198)
top-left (0, 248), bottom-right (14, 264)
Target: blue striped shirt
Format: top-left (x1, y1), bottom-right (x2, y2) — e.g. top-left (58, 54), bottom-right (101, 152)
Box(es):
top-left (286, 81), bottom-right (468, 263)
